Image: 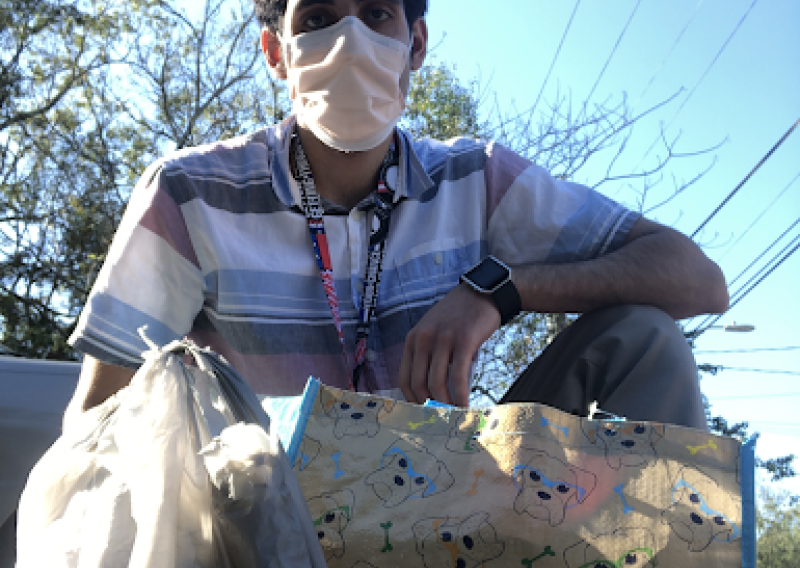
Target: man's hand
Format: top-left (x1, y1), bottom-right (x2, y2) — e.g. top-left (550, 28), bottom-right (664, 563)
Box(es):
top-left (399, 283), bottom-right (501, 407)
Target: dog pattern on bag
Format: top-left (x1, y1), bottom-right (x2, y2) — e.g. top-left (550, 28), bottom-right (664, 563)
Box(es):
top-left (563, 527), bottom-right (658, 568)
top-left (307, 489), bottom-right (356, 561)
top-left (292, 384), bottom-right (745, 568)
top-left (365, 438), bottom-right (454, 507)
top-left (661, 466), bottom-right (742, 552)
top-left (583, 421), bottom-right (665, 470)
top-left (512, 448), bottom-right (597, 526)
top-left (320, 389), bottom-right (395, 439)
top-left (412, 512), bottom-right (505, 568)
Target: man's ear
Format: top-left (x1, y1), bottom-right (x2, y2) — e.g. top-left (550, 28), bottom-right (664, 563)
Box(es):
top-left (261, 28), bottom-right (287, 79)
top-left (409, 17), bottom-right (428, 71)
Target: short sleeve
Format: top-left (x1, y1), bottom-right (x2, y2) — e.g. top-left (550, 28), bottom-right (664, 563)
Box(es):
top-left (483, 142), bottom-right (639, 265)
top-left (68, 161), bottom-right (206, 368)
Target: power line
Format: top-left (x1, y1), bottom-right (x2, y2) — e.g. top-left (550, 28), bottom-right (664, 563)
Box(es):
top-left (633, 0), bottom-right (761, 171)
top-left (526, 0), bottom-right (582, 124)
top-left (741, 420), bottom-right (800, 427)
top-left (691, 229), bottom-right (800, 335)
top-left (703, 367), bottom-right (800, 376)
top-left (631, 0), bottom-right (705, 110)
top-left (584, 0), bottom-right (642, 105)
top-left (727, 217), bottom-right (800, 289)
top-left (699, 229), bottom-right (799, 333)
top-left (714, 393), bottom-right (800, 400)
top-left (694, 346), bottom-right (800, 354)
top-left (717, 170), bottom-right (800, 262)
top-left (687, 217), bottom-right (800, 333)
top-left (726, 231), bottom-right (800, 304)
top-left (691, 118), bottom-right (800, 239)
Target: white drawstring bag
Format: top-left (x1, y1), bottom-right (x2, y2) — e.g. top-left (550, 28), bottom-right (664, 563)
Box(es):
top-left (16, 334), bottom-right (326, 568)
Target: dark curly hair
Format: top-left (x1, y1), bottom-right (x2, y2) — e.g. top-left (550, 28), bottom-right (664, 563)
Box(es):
top-left (253, 0), bottom-right (428, 34)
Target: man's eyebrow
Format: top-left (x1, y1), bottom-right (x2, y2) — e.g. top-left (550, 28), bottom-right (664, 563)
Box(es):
top-left (294, 0), bottom-right (336, 11)
top-left (295, 0), bottom-right (402, 8)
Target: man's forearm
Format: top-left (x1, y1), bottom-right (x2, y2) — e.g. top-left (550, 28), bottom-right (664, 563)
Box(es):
top-left (509, 222), bottom-right (729, 320)
top-left (64, 355), bottom-right (136, 430)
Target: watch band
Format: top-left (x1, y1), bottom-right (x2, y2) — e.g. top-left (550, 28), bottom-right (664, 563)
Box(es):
top-left (460, 256), bottom-right (522, 326)
top-left (493, 279), bottom-right (522, 326)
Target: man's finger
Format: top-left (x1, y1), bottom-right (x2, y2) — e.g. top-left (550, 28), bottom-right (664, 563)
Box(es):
top-left (398, 334), bottom-right (417, 403)
top-left (427, 333), bottom-right (454, 405)
top-left (450, 342), bottom-right (473, 408)
top-left (410, 330), bottom-right (433, 403)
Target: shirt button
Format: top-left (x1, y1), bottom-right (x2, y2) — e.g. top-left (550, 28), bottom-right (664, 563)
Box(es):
top-left (366, 350), bottom-right (377, 362)
top-left (434, 252), bottom-right (444, 265)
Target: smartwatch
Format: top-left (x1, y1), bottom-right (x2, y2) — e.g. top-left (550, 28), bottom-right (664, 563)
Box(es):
top-left (460, 256), bottom-right (522, 325)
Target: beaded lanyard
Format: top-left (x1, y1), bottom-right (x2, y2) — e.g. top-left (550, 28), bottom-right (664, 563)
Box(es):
top-left (291, 129), bottom-right (399, 392)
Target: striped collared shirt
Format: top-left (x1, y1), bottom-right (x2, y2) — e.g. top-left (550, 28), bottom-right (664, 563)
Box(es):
top-left (69, 116), bottom-right (639, 398)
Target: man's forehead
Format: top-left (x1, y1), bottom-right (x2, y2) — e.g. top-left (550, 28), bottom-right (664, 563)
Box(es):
top-left (289, 0), bottom-right (402, 13)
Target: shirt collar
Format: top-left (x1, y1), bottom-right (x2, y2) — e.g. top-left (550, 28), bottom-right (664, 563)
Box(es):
top-left (271, 115), bottom-right (434, 209)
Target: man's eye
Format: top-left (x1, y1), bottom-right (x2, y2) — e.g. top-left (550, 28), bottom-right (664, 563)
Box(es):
top-left (367, 8), bottom-right (391, 22)
top-left (303, 12), bottom-right (331, 31)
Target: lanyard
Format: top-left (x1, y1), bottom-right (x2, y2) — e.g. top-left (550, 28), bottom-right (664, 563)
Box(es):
top-left (291, 130), bottom-right (399, 392)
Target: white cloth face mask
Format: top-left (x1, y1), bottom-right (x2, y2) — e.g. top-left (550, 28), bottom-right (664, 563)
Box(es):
top-left (283, 16), bottom-right (409, 152)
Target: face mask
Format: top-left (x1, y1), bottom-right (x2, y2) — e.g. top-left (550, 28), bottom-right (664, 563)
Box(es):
top-left (282, 16), bottom-right (410, 152)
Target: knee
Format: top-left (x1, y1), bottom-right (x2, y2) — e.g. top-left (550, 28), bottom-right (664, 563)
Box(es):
top-left (590, 304), bottom-right (694, 361)
top-left (598, 304), bottom-right (684, 337)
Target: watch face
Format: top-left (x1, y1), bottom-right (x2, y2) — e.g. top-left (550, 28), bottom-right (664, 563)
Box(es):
top-left (466, 257), bottom-right (509, 291)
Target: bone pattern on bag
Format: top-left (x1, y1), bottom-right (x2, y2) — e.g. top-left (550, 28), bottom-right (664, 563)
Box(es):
top-left (294, 384), bottom-right (745, 568)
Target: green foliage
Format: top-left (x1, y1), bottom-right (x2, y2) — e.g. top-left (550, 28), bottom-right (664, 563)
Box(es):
top-left (757, 489), bottom-right (800, 567)
top-left (1, 0), bottom-right (286, 358)
top-left (0, 0), bottom-right (121, 133)
top-left (404, 62), bottom-right (487, 141)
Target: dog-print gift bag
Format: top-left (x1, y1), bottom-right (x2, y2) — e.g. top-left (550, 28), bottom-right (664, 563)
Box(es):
top-left (263, 378), bottom-right (756, 568)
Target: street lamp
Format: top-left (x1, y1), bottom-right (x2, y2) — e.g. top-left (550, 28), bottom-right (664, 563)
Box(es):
top-left (684, 321), bottom-right (755, 340)
top-left (708, 322), bottom-right (755, 333)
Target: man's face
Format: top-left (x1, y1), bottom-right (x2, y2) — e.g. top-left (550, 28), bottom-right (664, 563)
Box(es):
top-left (263, 0), bottom-right (427, 83)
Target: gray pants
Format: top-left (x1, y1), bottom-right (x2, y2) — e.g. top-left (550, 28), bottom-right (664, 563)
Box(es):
top-left (500, 304), bottom-right (708, 430)
top-left (0, 513), bottom-right (13, 568)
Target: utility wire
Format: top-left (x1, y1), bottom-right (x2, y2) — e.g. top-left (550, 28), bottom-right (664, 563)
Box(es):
top-left (633, 0), bottom-right (761, 172)
top-left (684, 215), bottom-right (800, 333)
top-left (740, 420), bottom-right (800, 426)
top-left (693, 230), bottom-right (800, 333)
top-left (714, 393), bottom-right (800, 400)
top-left (727, 217), bottom-right (800, 289)
top-left (725, 233), bottom-right (800, 308)
top-left (717, 170), bottom-right (800, 262)
top-left (691, 118), bottom-right (800, 239)
top-left (691, 230), bottom-right (800, 336)
top-left (584, 0), bottom-right (642, 105)
top-left (694, 346), bottom-right (800, 354)
top-left (727, 230), bottom-right (800, 301)
top-left (526, 0), bottom-right (582, 125)
top-left (631, 0), bottom-right (705, 110)
top-left (688, 222), bottom-right (799, 332)
top-left (702, 367), bottom-right (800, 376)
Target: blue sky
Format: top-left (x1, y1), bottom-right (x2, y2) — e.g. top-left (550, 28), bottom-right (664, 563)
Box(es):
top-left (423, 0), bottom-right (799, 494)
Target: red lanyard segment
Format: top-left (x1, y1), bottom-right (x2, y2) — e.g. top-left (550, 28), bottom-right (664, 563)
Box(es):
top-left (291, 131), bottom-right (398, 392)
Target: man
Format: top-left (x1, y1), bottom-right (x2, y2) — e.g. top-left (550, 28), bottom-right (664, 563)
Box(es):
top-left (65, 0), bottom-right (727, 430)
